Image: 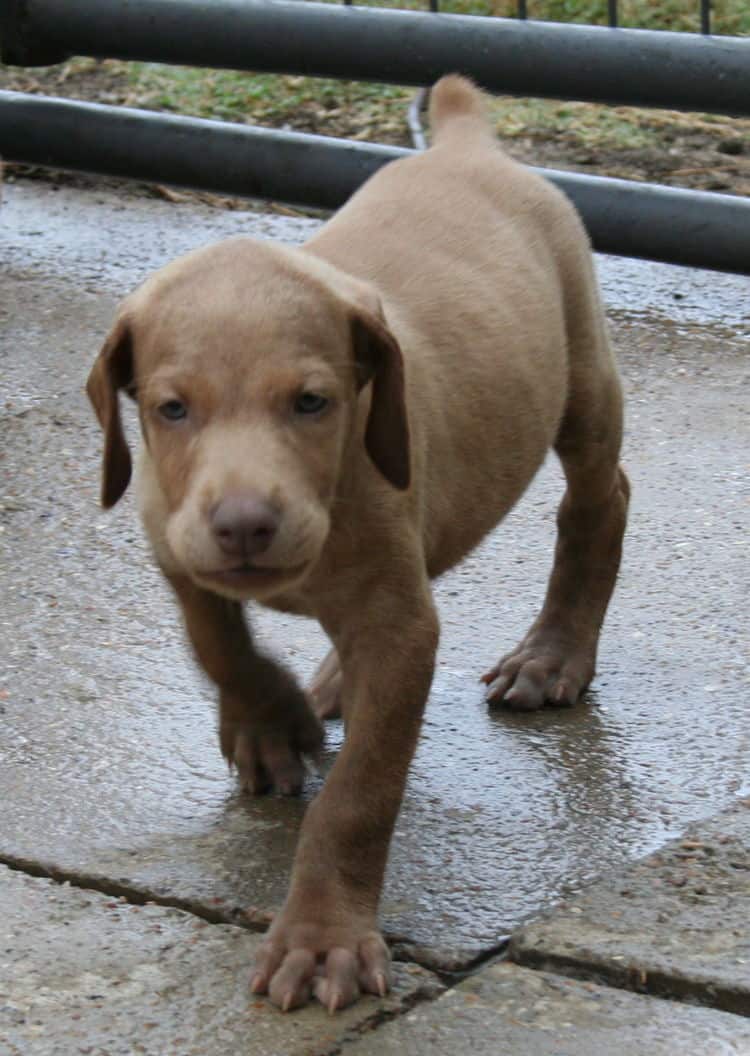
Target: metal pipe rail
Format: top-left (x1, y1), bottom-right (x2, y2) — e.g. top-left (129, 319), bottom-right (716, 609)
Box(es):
top-left (2, 90), bottom-right (749, 275)
top-left (2, 0), bottom-right (749, 117)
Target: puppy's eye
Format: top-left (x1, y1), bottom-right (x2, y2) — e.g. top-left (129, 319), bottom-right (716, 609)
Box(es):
top-left (294, 392), bottom-right (329, 416)
top-left (158, 399), bottom-right (188, 422)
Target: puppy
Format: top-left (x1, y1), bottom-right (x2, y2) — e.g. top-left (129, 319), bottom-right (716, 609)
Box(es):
top-left (87, 75), bottom-right (629, 1012)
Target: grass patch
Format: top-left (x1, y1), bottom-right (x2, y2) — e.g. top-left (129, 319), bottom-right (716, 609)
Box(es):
top-left (130, 65), bottom-right (411, 138)
top-left (123, 64), bottom-right (664, 154)
top-left (486, 97), bottom-right (659, 150)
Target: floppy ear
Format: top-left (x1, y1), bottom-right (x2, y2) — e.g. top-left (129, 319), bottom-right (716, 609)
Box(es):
top-left (86, 315), bottom-right (134, 508)
top-left (352, 307), bottom-right (411, 491)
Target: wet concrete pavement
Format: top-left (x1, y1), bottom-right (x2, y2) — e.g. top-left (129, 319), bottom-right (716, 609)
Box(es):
top-left (1, 177), bottom-right (749, 1050)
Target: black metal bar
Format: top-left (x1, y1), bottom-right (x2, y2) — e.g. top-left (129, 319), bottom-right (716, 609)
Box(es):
top-left (2, 91), bottom-right (749, 275)
top-left (608, 0), bottom-right (617, 29)
top-left (517, 0), bottom-right (527, 19)
top-left (701, 0), bottom-right (711, 35)
top-left (2, 0), bottom-right (749, 117)
top-left (0, 90), bottom-right (396, 211)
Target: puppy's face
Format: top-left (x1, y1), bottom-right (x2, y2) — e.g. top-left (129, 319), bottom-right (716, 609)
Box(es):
top-left (87, 239), bottom-right (409, 601)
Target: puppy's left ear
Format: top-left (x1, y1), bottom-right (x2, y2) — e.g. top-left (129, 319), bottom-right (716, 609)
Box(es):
top-left (352, 306), bottom-right (410, 491)
top-left (86, 315), bottom-right (134, 508)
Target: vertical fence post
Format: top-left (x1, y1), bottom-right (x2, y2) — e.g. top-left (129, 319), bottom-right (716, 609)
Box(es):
top-left (700, 0), bottom-right (711, 34)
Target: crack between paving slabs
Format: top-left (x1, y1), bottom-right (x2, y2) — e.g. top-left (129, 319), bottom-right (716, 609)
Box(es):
top-left (10, 850), bottom-right (732, 1034)
top-left (509, 944), bottom-right (750, 1019)
top-left (0, 851), bottom-right (249, 928)
top-left (310, 975), bottom-right (459, 1056)
top-left (0, 849), bottom-right (510, 973)
top-left (0, 850), bottom-right (456, 1043)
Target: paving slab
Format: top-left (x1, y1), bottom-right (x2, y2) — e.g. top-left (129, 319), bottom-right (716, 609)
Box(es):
top-left (0, 866), bottom-right (440, 1056)
top-left (1, 179), bottom-right (749, 971)
top-left (341, 961), bottom-right (750, 1056)
top-left (510, 798), bottom-right (750, 1015)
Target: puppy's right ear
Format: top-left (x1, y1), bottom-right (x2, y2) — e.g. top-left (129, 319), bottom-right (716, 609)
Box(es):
top-left (86, 315), bottom-right (134, 508)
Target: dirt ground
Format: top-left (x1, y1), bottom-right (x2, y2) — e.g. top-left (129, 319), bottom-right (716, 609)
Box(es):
top-left (2, 58), bottom-right (748, 204)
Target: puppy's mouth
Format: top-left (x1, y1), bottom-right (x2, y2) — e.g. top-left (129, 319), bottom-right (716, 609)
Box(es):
top-left (198, 561), bottom-right (307, 591)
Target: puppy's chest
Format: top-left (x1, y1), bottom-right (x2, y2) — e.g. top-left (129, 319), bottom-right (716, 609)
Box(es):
top-left (259, 590), bottom-right (316, 618)
top-left (257, 555), bottom-right (362, 627)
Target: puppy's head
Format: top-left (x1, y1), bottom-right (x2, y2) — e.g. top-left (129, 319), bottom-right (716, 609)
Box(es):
top-left (86, 238), bottom-right (409, 601)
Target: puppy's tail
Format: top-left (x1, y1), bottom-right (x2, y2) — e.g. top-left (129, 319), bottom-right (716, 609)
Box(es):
top-left (428, 74), bottom-right (493, 144)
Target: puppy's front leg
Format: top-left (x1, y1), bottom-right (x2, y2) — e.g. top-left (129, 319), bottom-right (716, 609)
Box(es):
top-left (168, 574), bottom-right (323, 795)
top-left (252, 575), bottom-right (439, 1012)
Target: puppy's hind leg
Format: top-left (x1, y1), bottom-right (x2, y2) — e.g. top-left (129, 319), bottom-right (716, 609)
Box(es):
top-left (483, 329), bottom-right (629, 711)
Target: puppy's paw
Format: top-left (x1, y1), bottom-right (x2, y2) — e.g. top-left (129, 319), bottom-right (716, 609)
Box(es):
top-left (220, 687), bottom-right (323, 795)
top-left (482, 633), bottom-right (594, 711)
top-left (250, 915), bottom-right (391, 1012)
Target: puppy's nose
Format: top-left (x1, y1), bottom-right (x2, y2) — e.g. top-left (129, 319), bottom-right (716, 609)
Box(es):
top-left (211, 495), bottom-right (280, 559)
